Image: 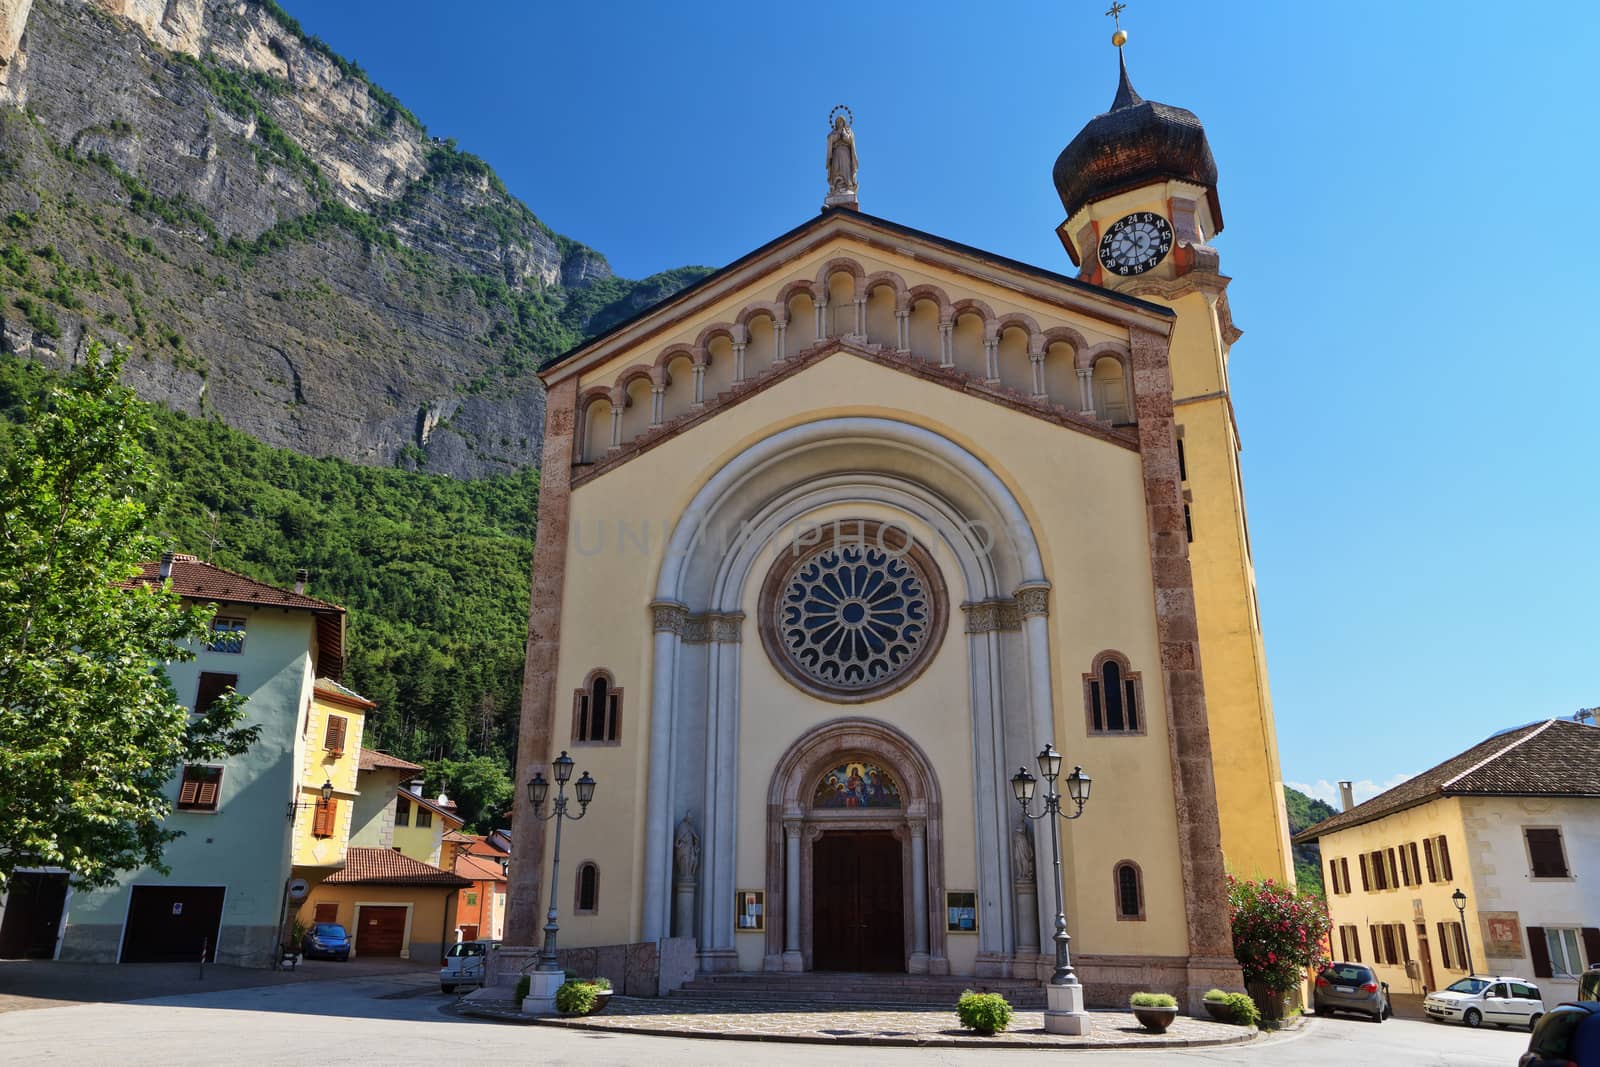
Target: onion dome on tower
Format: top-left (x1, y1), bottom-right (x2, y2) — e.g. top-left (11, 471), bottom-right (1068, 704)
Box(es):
top-left (1051, 46), bottom-right (1223, 263)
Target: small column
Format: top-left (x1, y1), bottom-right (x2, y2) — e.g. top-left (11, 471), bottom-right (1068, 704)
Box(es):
top-left (983, 338), bottom-right (999, 383)
top-left (609, 406), bottom-right (622, 449)
top-left (782, 820), bottom-right (803, 971)
top-left (853, 296), bottom-right (867, 340)
top-left (775, 321), bottom-right (788, 363)
top-left (895, 309), bottom-right (910, 352)
top-left (649, 385), bottom-right (664, 427)
top-left (814, 297), bottom-right (827, 339)
top-left (909, 822), bottom-right (930, 973)
top-left (732, 341), bottom-right (747, 383)
top-left (1030, 354), bottom-right (1046, 399)
top-left (691, 363), bottom-right (706, 406)
top-left (938, 321), bottom-right (954, 367)
top-left (1077, 367), bottom-right (1095, 417)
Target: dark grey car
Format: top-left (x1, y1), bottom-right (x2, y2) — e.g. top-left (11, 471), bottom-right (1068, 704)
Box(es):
top-left (1313, 962), bottom-right (1390, 1022)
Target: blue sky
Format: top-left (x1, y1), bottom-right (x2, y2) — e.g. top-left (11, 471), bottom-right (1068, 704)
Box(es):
top-left (291, 2), bottom-right (1598, 804)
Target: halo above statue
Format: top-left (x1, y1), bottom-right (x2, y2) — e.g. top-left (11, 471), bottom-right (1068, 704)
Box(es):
top-left (828, 104), bottom-right (854, 129)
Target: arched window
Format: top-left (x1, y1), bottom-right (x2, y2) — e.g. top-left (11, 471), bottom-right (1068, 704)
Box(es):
top-left (572, 670), bottom-right (622, 744)
top-left (1084, 651), bottom-right (1144, 734)
top-left (1114, 861), bottom-right (1145, 921)
top-left (574, 861), bottom-right (599, 914)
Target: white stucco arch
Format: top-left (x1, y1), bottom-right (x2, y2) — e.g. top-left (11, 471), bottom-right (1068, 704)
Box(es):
top-left (641, 418), bottom-right (1060, 968)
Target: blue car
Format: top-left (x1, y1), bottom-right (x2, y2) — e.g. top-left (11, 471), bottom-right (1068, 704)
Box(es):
top-left (301, 922), bottom-right (350, 961)
top-left (1522, 1003), bottom-right (1600, 1067)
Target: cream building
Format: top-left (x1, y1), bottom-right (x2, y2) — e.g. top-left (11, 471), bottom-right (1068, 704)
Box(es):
top-left (504, 49), bottom-right (1290, 1010)
top-left (1296, 719), bottom-right (1600, 1002)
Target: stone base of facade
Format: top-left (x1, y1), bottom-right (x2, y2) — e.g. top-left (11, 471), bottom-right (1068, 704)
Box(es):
top-left (490, 937), bottom-right (698, 997)
top-left (58, 922), bottom-right (279, 969)
top-left (1072, 953), bottom-right (1245, 1013)
top-left (974, 951), bottom-right (1013, 977)
top-left (697, 947), bottom-right (739, 973)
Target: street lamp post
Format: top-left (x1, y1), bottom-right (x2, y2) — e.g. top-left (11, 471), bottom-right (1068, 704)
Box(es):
top-left (527, 751), bottom-right (596, 975)
top-left (1012, 744), bottom-right (1093, 1035)
top-left (1451, 887), bottom-right (1475, 976)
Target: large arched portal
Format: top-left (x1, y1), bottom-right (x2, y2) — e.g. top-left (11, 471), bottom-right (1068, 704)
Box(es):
top-left (764, 719), bottom-right (945, 973)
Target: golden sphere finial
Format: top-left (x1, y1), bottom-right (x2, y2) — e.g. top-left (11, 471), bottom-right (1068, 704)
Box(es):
top-left (1111, 28), bottom-right (1128, 47)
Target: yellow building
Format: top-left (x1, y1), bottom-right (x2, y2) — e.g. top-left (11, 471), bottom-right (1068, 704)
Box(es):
top-left (1295, 720), bottom-right (1600, 1004)
top-left (290, 678), bottom-right (373, 880)
top-left (503, 44), bottom-right (1288, 1012)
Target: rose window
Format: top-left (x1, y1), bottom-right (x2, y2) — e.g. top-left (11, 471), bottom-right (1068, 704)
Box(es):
top-left (761, 527), bottom-right (945, 700)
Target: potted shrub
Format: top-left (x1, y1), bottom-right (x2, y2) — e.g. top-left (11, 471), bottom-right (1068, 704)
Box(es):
top-left (555, 979), bottom-right (612, 1016)
top-left (1226, 876), bottom-right (1331, 1022)
top-left (1202, 988), bottom-right (1260, 1026)
top-left (956, 990), bottom-right (1014, 1036)
top-left (1130, 992), bottom-right (1179, 1032)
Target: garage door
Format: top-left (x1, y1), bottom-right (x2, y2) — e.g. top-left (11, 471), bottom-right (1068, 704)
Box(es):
top-left (120, 886), bottom-right (225, 963)
top-left (0, 872), bottom-right (69, 959)
top-left (355, 906), bottom-right (408, 957)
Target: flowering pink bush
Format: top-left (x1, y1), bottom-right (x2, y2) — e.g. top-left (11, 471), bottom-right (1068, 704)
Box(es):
top-left (1226, 876), bottom-right (1332, 993)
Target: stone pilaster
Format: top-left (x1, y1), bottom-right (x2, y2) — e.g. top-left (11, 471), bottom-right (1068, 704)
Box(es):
top-left (1127, 324), bottom-right (1241, 1010)
top-left (505, 376), bottom-right (578, 950)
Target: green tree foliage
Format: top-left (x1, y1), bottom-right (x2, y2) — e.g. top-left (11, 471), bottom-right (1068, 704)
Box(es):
top-left (0, 353), bottom-right (538, 779)
top-left (1283, 785), bottom-right (1338, 896)
top-left (0, 344), bottom-right (258, 890)
top-left (425, 755), bottom-right (514, 833)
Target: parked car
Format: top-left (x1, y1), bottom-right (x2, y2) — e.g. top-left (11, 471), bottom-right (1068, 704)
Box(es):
top-left (440, 938), bottom-right (500, 992)
top-left (1312, 962), bottom-right (1390, 1022)
top-left (1580, 965), bottom-right (1600, 1003)
top-left (1424, 976), bottom-right (1545, 1030)
top-left (1521, 1002), bottom-right (1600, 1066)
top-left (300, 922), bottom-right (351, 961)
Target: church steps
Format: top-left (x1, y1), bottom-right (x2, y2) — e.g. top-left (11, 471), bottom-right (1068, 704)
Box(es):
top-left (673, 973), bottom-right (1048, 1008)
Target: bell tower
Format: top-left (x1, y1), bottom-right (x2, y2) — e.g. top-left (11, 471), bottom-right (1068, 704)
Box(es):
top-left (1052, 14), bottom-right (1293, 887)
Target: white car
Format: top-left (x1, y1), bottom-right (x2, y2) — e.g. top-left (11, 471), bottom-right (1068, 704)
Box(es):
top-left (1424, 976), bottom-right (1545, 1031)
top-left (439, 939), bottom-right (500, 993)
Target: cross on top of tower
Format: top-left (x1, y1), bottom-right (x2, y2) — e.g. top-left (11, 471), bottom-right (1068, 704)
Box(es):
top-left (1105, 2), bottom-right (1129, 48)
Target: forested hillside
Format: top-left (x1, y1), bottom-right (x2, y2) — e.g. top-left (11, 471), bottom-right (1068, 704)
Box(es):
top-left (1284, 785), bottom-right (1339, 896)
top-left (0, 351), bottom-right (535, 773)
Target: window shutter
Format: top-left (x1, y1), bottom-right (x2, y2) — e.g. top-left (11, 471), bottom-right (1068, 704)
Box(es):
top-left (1437, 922), bottom-right (1452, 969)
top-left (1340, 857), bottom-right (1351, 896)
top-left (1439, 836), bottom-right (1453, 880)
top-left (313, 902), bottom-right (338, 923)
top-left (313, 797), bottom-right (337, 837)
top-left (324, 715), bottom-right (347, 753)
top-left (1360, 854), bottom-right (1370, 891)
top-left (1579, 928), bottom-right (1600, 970)
top-left (1399, 923), bottom-right (1411, 962)
top-left (1409, 842), bottom-right (1422, 886)
top-left (1327, 860), bottom-right (1338, 896)
top-left (1453, 924), bottom-right (1469, 971)
top-left (1370, 925), bottom-right (1380, 961)
top-left (196, 780), bottom-right (219, 807)
top-left (1398, 846), bottom-right (1410, 886)
top-left (1387, 848), bottom-right (1399, 889)
top-left (1424, 839), bottom-right (1437, 882)
top-left (1525, 829), bottom-right (1569, 878)
top-left (194, 672), bottom-right (238, 715)
top-left (1352, 926), bottom-right (1362, 962)
top-left (1381, 925), bottom-right (1397, 965)
top-left (1523, 926), bottom-right (1550, 978)
top-left (179, 778), bottom-right (200, 806)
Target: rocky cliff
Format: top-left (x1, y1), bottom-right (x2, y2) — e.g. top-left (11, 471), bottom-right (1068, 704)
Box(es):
top-left (0, 0), bottom-right (707, 476)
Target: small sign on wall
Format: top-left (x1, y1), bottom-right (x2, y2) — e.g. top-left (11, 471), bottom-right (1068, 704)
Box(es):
top-left (737, 890), bottom-right (764, 931)
top-left (946, 891), bottom-right (977, 933)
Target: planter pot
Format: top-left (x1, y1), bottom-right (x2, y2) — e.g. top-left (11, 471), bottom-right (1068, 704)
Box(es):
top-left (1133, 1005), bottom-right (1178, 1032)
top-left (589, 990), bottom-right (613, 1015)
top-left (1203, 999), bottom-right (1235, 1023)
top-left (1247, 982), bottom-right (1286, 1021)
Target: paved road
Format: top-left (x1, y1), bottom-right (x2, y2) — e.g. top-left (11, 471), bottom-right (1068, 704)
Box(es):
top-left (0, 967), bottom-right (1534, 1066)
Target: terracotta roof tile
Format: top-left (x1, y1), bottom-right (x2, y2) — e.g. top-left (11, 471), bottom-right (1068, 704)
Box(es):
top-left (358, 748), bottom-right (424, 774)
top-left (454, 852), bottom-right (508, 883)
top-left (314, 677), bottom-right (376, 709)
top-left (323, 847), bottom-right (471, 887)
top-left (1294, 720), bottom-right (1600, 843)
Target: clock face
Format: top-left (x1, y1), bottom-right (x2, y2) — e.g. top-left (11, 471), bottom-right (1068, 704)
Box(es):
top-left (1098, 213), bottom-right (1174, 276)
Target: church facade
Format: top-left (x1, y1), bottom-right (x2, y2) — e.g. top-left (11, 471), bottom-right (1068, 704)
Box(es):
top-left (505, 56), bottom-right (1291, 1008)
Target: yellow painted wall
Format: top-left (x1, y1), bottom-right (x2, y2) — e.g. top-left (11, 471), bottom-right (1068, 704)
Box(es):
top-left (392, 806), bottom-right (451, 867)
top-left (297, 885), bottom-right (459, 962)
top-left (291, 695), bottom-right (365, 868)
top-left (1075, 183), bottom-right (1293, 885)
top-left (544, 348), bottom-right (1191, 968)
top-left (1321, 798), bottom-right (1476, 993)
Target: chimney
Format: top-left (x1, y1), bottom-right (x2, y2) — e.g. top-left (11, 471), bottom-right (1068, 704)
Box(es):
top-left (1338, 781), bottom-right (1356, 812)
top-left (294, 567), bottom-right (309, 595)
top-left (408, 780), bottom-right (423, 797)
top-left (159, 551), bottom-right (175, 580)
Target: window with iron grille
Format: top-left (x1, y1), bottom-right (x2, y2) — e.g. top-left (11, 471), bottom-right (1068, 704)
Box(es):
top-left (1114, 861), bottom-right (1144, 920)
